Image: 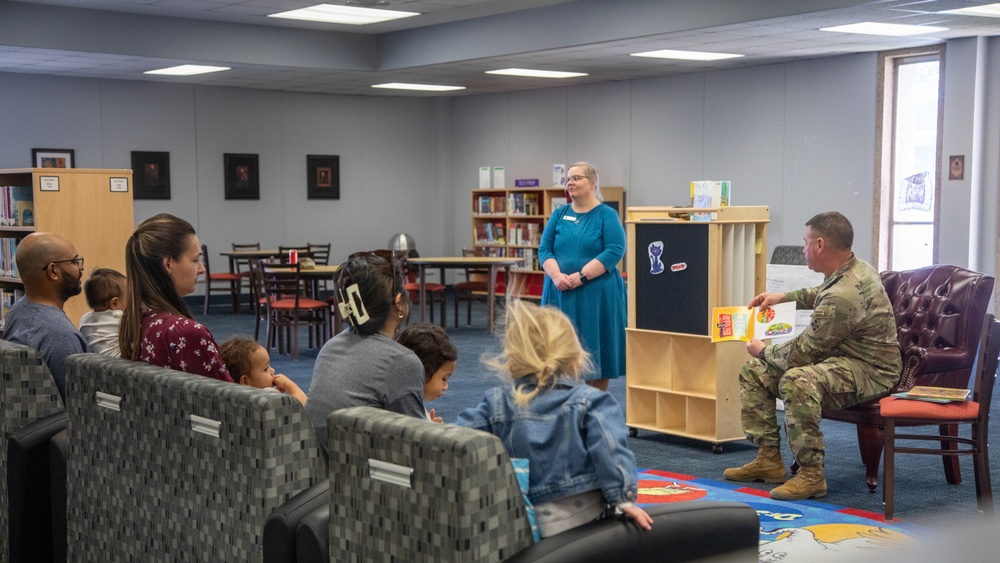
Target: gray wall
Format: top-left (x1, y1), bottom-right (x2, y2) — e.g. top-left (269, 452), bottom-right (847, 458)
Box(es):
top-left (1, 36), bottom-right (997, 290)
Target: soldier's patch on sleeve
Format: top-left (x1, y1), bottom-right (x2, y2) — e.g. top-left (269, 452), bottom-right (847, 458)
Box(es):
top-left (809, 303), bottom-right (837, 339)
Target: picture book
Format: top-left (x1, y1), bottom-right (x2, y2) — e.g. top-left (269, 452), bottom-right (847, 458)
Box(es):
top-left (712, 302), bottom-right (796, 342)
top-left (891, 385), bottom-right (971, 403)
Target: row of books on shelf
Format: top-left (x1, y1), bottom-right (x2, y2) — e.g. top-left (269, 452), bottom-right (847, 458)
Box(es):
top-left (510, 247), bottom-right (539, 270)
top-left (0, 186), bottom-right (34, 227)
top-left (0, 287), bottom-right (24, 330)
top-left (474, 222), bottom-right (542, 246)
top-left (475, 195), bottom-right (506, 216)
top-left (0, 238), bottom-right (20, 278)
top-left (507, 192), bottom-right (540, 216)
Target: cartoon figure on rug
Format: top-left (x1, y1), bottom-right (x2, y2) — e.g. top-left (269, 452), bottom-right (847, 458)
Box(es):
top-left (758, 523), bottom-right (912, 563)
top-left (648, 241), bottom-right (664, 274)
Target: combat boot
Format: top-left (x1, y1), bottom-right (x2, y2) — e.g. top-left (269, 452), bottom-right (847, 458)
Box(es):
top-left (770, 464), bottom-right (827, 500)
top-left (723, 446), bottom-right (788, 483)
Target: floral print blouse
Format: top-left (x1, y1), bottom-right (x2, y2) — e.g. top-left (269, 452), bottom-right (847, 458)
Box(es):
top-left (139, 310), bottom-right (234, 382)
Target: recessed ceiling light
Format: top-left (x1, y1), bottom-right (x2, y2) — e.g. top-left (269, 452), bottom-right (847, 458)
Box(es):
top-left (629, 49), bottom-right (743, 61)
top-left (371, 83), bottom-right (466, 92)
top-left (941, 3), bottom-right (1000, 17)
top-left (268, 4), bottom-right (418, 25)
top-left (485, 68), bottom-right (588, 79)
top-left (144, 65), bottom-right (230, 76)
top-left (820, 22), bottom-right (948, 36)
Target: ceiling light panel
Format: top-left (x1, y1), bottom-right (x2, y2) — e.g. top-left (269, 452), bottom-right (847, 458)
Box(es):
top-left (268, 4), bottom-right (419, 25)
top-left (629, 49), bottom-right (744, 61)
top-left (941, 4), bottom-right (1000, 18)
top-left (820, 22), bottom-right (948, 36)
top-left (371, 82), bottom-right (465, 91)
top-left (485, 68), bottom-right (588, 78)
top-left (145, 64), bottom-right (230, 76)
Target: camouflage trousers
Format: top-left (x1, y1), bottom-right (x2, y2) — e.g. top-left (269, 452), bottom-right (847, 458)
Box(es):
top-left (739, 357), bottom-right (897, 466)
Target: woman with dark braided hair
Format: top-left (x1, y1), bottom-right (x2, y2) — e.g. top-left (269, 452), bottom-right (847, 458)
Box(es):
top-left (305, 251), bottom-right (425, 447)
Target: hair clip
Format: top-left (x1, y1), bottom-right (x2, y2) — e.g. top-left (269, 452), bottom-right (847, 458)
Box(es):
top-left (338, 283), bottom-right (370, 325)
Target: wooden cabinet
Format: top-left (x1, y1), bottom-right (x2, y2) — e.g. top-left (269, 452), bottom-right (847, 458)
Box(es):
top-left (470, 186), bottom-right (624, 298)
top-left (624, 206), bottom-right (768, 451)
top-left (0, 168), bottom-right (134, 328)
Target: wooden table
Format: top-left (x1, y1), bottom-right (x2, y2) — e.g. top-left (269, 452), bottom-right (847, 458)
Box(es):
top-left (219, 249), bottom-right (284, 274)
top-left (409, 256), bottom-right (524, 334)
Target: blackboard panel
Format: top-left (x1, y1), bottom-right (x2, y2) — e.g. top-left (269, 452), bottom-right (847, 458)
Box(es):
top-left (634, 223), bottom-right (710, 335)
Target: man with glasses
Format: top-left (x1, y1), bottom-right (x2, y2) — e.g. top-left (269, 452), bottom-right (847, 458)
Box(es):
top-left (4, 232), bottom-right (90, 398)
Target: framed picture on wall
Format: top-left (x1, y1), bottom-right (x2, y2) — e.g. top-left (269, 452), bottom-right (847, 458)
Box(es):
top-left (131, 151), bottom-right (171, 200)
top-left (32, 148), bottom-right (75, 169)
top-left (224, 153), bottom-right (260, 200)
top-left (307, 154), bottom-right (340, 200)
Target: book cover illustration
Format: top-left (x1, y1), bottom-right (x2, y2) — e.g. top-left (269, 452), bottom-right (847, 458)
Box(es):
top-left (712, 302), bottom-right (796, 342)
top-left (891, 385), bottom-right (970, 403)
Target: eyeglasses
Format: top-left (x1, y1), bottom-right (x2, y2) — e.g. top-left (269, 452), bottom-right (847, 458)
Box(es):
top-left (566, 175), bottom-right (587, 183)
top-left (44, 257), bottom-right (84, 270)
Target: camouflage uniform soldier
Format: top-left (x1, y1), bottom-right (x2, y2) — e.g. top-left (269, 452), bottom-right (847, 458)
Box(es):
top-left (724, 212), bottom-right (901, 500)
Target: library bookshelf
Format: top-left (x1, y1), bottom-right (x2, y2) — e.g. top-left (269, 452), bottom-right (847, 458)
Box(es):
top-left (624, 205), bottom-right (768, 452)
top-left (0, 168), bottom-right (134, 329)
top-left (470, 186), bottom-right (624, 298)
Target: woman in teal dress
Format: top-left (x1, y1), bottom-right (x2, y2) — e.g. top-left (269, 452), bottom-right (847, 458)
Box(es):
top-left (538, 162), bottom-right (626, 391)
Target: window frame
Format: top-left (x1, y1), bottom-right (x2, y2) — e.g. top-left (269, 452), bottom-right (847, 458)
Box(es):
top-left (873, 44), bottom-right (946, 271)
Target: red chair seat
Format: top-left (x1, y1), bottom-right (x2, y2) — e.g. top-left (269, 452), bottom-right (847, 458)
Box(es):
top-left (271, 298), bottom-right (326, 310)
top-left (210, 272), bottom-right (242, 282)
top-left (879, 396), bottom-right (979, 420)
top-left (404, 282), bottom-right (445, 292)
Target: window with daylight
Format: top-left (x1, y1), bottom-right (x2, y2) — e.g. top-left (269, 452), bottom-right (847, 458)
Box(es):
top-left (874, 46), bottom-right (944, 271)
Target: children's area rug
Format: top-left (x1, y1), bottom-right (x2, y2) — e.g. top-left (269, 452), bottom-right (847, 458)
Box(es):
top-left (637, 469), bottom-right (925, 562)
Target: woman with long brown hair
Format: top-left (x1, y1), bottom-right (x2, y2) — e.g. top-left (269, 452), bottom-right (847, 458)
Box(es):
top-left (120, 213), bottom-right (232, 382)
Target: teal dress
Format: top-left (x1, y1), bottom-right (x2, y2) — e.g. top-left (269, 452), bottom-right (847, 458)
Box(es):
top-left (538, 203), bottom-right (627, 380)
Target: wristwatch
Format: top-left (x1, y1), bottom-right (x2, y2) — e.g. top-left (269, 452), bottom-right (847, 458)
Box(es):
top-left (758, 347), bottom-right (767, 362)
top-left (578, 272), bottom-right (589, 284)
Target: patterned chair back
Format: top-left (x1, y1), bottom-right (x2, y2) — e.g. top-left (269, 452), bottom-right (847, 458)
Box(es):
top-left (327, 406), bottom-right (533, 562)
top-left (64, 353), bottom-right (325, 562)
top-left (0, 340), bottom-right (64, 563)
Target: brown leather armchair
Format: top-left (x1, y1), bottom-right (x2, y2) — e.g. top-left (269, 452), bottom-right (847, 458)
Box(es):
top-left (820, 264), bottom-right (994, 492)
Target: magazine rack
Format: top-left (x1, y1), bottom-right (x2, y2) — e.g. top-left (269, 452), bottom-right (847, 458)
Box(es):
top-left (625, 206), bottom-right (768, 452)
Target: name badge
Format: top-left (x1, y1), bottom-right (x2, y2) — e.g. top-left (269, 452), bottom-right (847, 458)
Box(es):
top-left (563, 215), bottom-right (577, 222)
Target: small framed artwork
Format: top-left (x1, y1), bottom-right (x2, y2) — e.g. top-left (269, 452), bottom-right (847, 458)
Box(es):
top-left (131, 151), bottom-right (171, 199)
top-left (307, 154), bottom-right (340, 200)
top-left (949, 155), bottom-right (964, 180)
top-left (32, 148), bottom-right (75, 169)
top-left (224, 153), bottom-right (260, 200)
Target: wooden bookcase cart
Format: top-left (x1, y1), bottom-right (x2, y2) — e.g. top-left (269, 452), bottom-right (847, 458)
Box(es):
top-left (624, 206), bottom-right (769, 452)
top-left (0, 168), bottom-right (134, 328)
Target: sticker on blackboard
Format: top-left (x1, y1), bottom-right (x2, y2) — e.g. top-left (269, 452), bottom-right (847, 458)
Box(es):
top-left (649, 241), bottom-right (664, 274)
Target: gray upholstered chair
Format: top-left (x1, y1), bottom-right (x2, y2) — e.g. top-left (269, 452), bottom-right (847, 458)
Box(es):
top-left (64, 353), bottom-right (326, 563)
top-left (280, 406), bottom-right (760, 563)
top-left (0, 340), bottom-right (65, 563)
top-left (769, 245), bottom-right (806, 265)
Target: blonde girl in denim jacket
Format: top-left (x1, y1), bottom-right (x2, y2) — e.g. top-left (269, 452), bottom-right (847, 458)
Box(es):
top-left (456, 300), bottom-right (652, 538)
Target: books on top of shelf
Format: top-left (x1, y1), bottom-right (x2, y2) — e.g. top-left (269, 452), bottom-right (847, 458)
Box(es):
top-left (891, 386), bottom-right (971, 403)
top-left (690, 180), bottom-right (731, 221)
top-left (552, 164), bottom-right (566, 187)
top-left (492, 166), bottom-right (505, 189)
top-left (479, 167), bottom-right (491, 189)
top-left (711, 302), bottom-right (796, 343)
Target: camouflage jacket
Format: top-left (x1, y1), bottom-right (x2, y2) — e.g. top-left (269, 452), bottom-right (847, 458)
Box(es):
top-left (766, 256), bottom-right (901, 378)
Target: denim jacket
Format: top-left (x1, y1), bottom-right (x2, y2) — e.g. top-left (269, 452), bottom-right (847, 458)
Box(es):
top-left (455, 375), bottom-right (639, 506)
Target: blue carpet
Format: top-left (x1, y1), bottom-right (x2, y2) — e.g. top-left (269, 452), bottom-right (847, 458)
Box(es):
top-left (636, 469), bottom-right (925, 562)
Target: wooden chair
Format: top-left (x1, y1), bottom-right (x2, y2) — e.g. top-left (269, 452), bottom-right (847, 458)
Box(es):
top-left (810, 265), bottom-right (995, 492)
top-left (881, 313), bottom-right (1000, 521)
top-left (230, 242), bottom-right (260, 310)
top-left (260, 261), bottom-right (329, 360)
top-left (201, 244), bottom-right (241, 315)
top-left (397, 251), bottom-right (446, 328)
top-left (246, 258), bottom-right (270, 342)
top-left (307, 242), bottom-right (332, 297)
